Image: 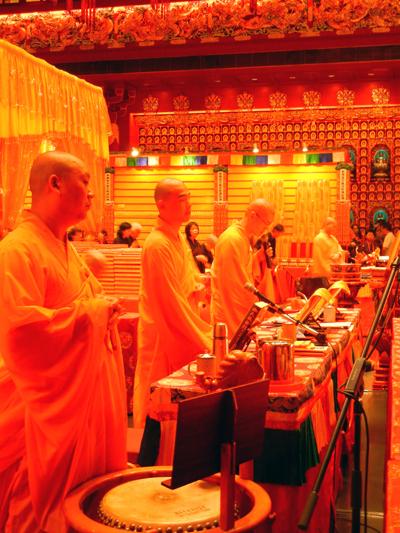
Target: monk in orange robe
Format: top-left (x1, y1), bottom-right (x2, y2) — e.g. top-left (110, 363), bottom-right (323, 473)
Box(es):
top-left (0, 151), bottom-right (127, 532)
top-left (211, 199), bottom-right (275, 338)
top-left (134, 179), bottom-right (212, 428)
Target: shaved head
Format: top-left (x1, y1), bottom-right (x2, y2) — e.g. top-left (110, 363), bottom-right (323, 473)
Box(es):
top-left (323, 217), bottom-right (337, 227)
top-left (28, 151), bottom-right (93, 238)
top-left (154, 178), bottom-right (191, 227)
top-left (154, 178), bottom-right (186, 202)
top-left (30, 151), bottom-right (87, 198)
top-left (322, 217), bottom-right (338, 236)
top-left (246, 198), bottom-right (275, 222)
top-left (243, 198), bottom-right (275, 238)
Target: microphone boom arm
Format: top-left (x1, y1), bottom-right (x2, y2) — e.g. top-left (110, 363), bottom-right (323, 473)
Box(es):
top-left (244, 283), bottom-right (326, 345)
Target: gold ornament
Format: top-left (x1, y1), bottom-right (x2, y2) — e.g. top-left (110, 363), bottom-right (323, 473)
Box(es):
top-left (204, 93), bottom-right (222, 110)
top-left (237, 92), bottom-right (254, 110)
top-left (371, 87), bottom-right (390, 105)
top-left (336, 89), bottom-right (355, 107)
top-left (269, 91), bottom-right (288, 109)
top-left (303, 90), bottom-right (321, 108)
top-left (173, 94), bottom-right (190, 111)
top-left (142, 95), bottom-right (159, 112)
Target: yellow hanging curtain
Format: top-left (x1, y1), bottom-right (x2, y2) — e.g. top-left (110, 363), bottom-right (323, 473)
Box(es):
top-left (0, 39), bottom-right (111, 231)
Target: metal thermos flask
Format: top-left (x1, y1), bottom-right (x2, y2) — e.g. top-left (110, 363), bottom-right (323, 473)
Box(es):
top-left (212, 322), bottom-right (228, 366)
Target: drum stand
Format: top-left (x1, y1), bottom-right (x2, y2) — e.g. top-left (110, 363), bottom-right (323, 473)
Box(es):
top-left (162, 379), bottom-right (270, 530)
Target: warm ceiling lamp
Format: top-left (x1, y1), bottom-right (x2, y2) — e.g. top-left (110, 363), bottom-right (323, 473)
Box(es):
top-left (130, 147), bottom-right (139, 157)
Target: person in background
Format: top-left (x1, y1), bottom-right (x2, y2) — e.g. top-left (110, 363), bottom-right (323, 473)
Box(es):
top-left (359, 229), bottom-right (377, 255)
top-left (254, 223), bottom-right (285, 265)
top-left (113, 221), bottom-right (133, 246)
top-left (347, 223), bottom-right (362, 261)
top-left (351, 223), bottom-right (361, 241)
top-left (211, 199), bottom-right (275, 337)
top-left (185, 221), bottom-right (208, 272)
top-left (355, 229), bottom-right (380, 265)
top-left (67, 226), bottom-right (84, 241)
top-left (201, 234), bottom-right (218, 269)
top-left (253, 223), bottom-right (284, 302)
top-left (98, 228), bottom-right (108, 244)
top-left (130, 222), bottom-right (142, 248)
top-left (134, 178), bottom-right (212, 429)
top-left (376, 220), bottom-right (395, 256)
top-left (311, 217), bottom-right (345, 279)
top-left (0, 151), bottom-right (126, 532)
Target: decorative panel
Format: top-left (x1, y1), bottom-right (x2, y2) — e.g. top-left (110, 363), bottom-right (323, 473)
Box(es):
top-left (113, 166), bottom-right (214, 242)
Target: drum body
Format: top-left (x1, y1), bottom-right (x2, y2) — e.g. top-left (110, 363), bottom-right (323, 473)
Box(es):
top-left (64, 466), bottom-right (272, 533)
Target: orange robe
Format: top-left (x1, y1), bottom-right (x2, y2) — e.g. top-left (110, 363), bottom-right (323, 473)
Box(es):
top-left (134, 217), bottom-right (212, 428)
top-left (211, 222), bottom-right (257, 338)
top-left (311, 229), bottom-right (344, 278)
top-left (0, 212), bottom-right (127, 533)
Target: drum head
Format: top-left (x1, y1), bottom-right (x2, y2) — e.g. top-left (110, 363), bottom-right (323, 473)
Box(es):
top-left (99, 476), bottom-right (220, 531)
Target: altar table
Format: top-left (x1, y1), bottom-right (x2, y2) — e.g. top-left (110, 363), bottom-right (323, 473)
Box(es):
top-left (385, 318), bottom-right (400, 532)
top-left (138, 309), bottom-right (360, 532)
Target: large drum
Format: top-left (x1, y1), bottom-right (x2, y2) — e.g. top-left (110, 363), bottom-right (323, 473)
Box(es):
top-left (64, 466), bottom-right (272, 533)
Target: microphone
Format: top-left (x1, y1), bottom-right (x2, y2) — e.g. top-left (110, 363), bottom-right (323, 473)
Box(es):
top-left (244, 282), bottom-right (326, 344)
top-left (244, 282), bottom-right (276, 309)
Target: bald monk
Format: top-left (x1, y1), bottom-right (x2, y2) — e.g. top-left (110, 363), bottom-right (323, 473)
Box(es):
top-left (211, 199), bottom-right (275, 337)
top-left (0, 151), bottom-right (127, 533)
top-left (134, 178), bottom-right (212, 428)
top-left (311, 217), bottom-right (345, 278)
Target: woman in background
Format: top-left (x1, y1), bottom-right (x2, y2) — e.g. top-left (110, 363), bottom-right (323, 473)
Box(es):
top-left (185, 221), bottom-right (208, 272)
top-left (67, 227), bottom-right (84, 241)
top-left (113, 221), bottom-right (133, 247)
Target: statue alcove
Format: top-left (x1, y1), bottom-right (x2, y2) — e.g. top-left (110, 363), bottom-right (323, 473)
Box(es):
top-left (371, 144), bottom-right (391, 181)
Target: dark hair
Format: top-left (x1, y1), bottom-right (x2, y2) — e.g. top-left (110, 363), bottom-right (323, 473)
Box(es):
top-left (67, 227), bottom-right (83, 241)
top-left (273, 224), bottom-right (284, 233)
top-left (377, 220), bottom-right (392, 231)
top-left (117, 222), bottom-right (132, 239)
top-left (185, 221), bottom-right (199, 240)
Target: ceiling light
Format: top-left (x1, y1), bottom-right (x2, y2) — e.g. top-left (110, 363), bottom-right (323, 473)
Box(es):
top-left (130, 147), bottom-right (139, 157)
top-left (289, 76), bottom-right (296, 80)
top-left (251, 77), bottom-right (258, 81)
top-left (368, 72), bottom-right (375, 77)
top-left (328, 74), bottom-right (335, 78)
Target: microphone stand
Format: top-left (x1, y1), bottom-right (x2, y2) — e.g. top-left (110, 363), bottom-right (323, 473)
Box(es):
top-left (245, 284), bottom-right (327, 345)
top-left (298, 256), bottom-right (400, 532)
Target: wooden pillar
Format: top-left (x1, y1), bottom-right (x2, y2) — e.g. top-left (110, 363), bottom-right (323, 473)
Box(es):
top-left (336, 167), bottom-right (351, 245)
top-left (104, 167), bottom-right (115, 238)
top-left (214, 165), bottom-right (228, 236)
